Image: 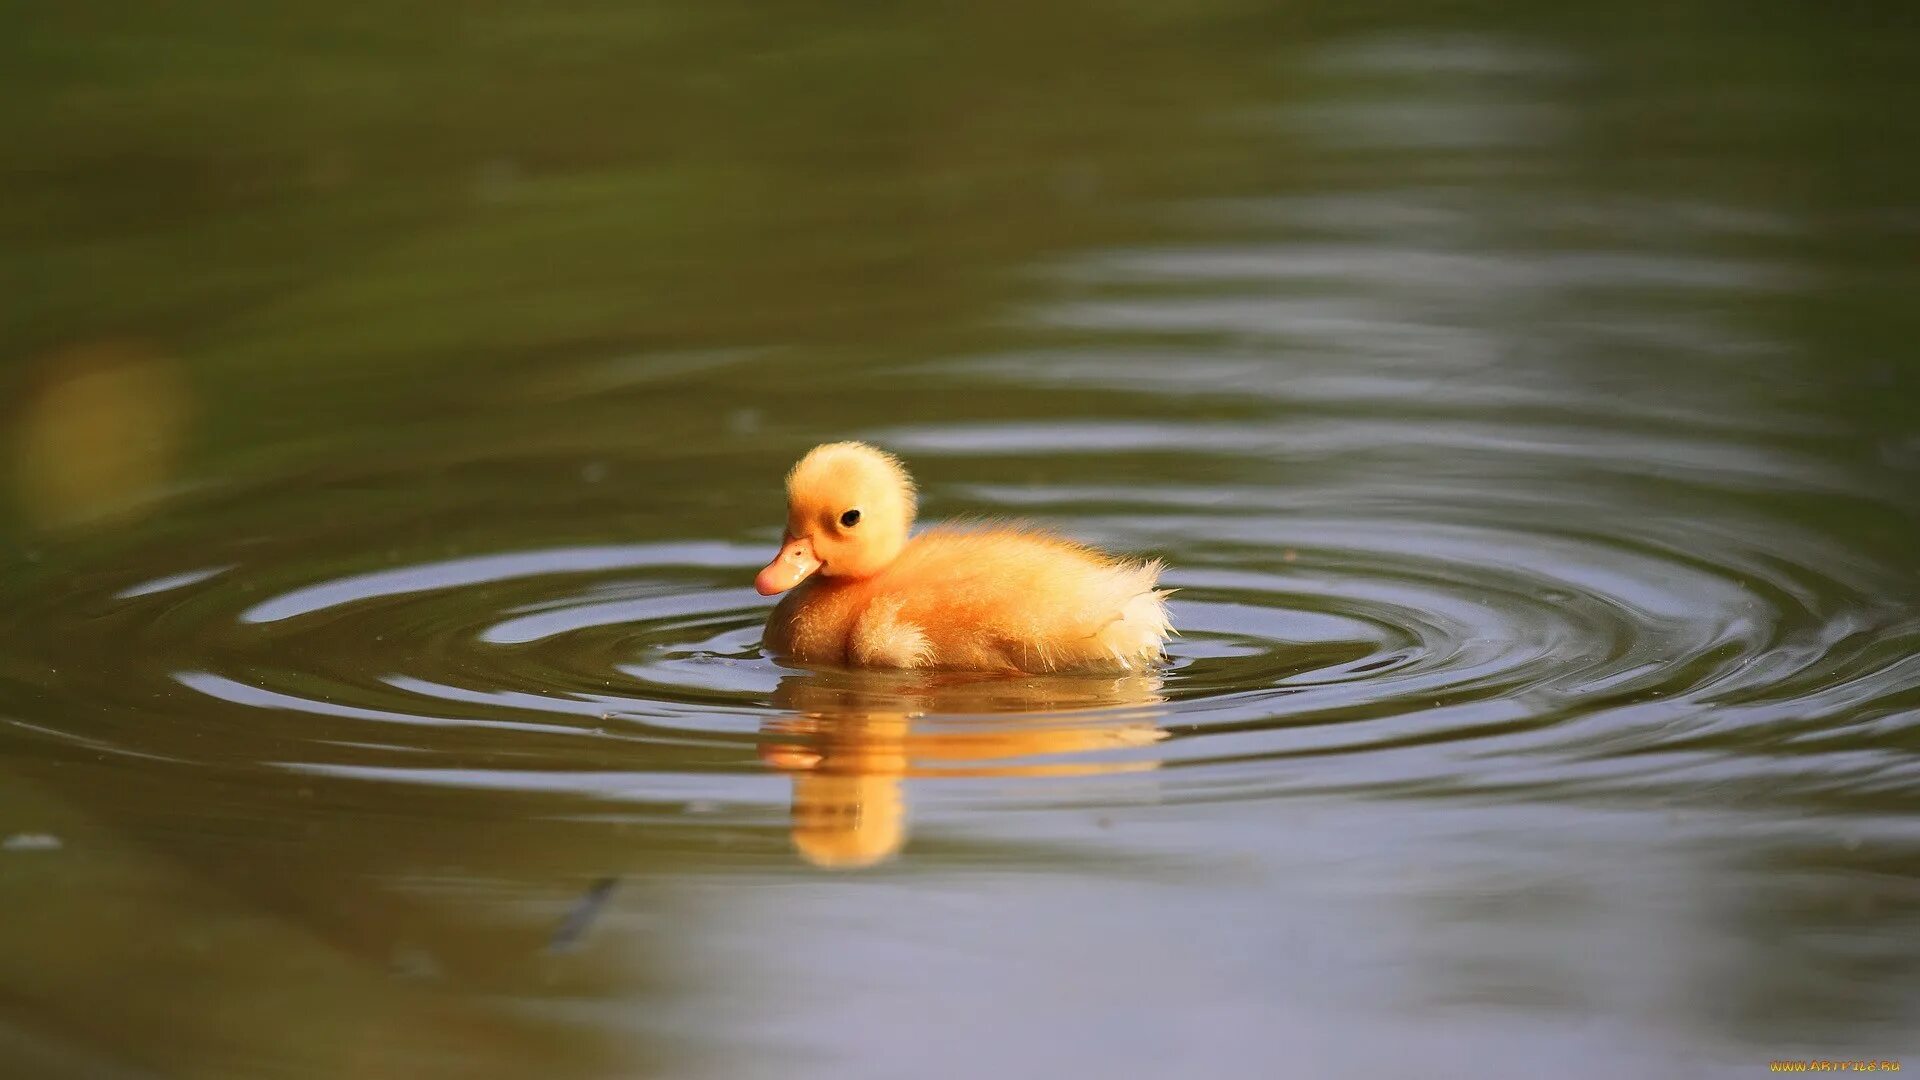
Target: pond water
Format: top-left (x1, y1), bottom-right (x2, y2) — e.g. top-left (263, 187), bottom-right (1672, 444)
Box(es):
top-left (4, 3), bottom-right (1919, 1077)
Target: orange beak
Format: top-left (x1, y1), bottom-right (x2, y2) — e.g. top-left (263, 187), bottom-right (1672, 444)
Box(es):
top-left (755, 532), bottom-right (820, 595)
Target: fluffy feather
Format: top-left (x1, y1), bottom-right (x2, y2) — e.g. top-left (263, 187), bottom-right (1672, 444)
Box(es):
top-left (758, 443), bottom-right (1172, 673)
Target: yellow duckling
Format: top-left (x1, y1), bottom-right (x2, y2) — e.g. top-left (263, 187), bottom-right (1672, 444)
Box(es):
top-left (755, 442), bottom-right (1172, 673)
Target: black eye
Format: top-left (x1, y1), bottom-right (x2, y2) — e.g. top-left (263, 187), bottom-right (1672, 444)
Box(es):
top-left (839, 508), bottom-right (861, 528)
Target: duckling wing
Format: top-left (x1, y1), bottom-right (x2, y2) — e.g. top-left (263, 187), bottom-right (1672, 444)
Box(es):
top-left (883, 527), bottom-right (1170, 673)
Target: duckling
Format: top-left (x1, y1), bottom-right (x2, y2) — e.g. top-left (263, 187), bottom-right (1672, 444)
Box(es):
top-left (756, 442), bottom-right (1172, 673)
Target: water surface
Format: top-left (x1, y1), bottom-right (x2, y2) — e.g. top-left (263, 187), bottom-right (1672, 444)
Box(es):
top-left (4, 3), bottom-right (1919, 1076)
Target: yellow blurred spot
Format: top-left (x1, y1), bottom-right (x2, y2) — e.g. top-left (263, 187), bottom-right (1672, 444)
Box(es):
top-left (12, 342), bottom-right (190, 529)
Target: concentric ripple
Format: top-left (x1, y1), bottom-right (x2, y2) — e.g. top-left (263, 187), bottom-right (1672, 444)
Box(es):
top-left (5, 82), bottom-right (1919, 863)
top-left (11, 403), bottom-right (1916, 839)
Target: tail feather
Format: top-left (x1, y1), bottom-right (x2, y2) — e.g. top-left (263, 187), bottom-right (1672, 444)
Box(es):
top-left (1091, 569), bottom-right (1173, 670)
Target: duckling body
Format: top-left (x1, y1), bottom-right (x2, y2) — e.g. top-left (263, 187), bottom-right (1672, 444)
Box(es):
top-left (766, 525), bottom-right (1169, 672)
top-left (755, 443), bottom-right (1171, 674)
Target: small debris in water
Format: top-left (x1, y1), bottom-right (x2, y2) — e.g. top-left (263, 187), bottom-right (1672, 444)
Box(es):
top-left (549, 876), bottom-right (620, 953)
top-left (3, 833), bottom-right (62, 852)
top-left (684, 800), bottom-right (721, 816)
top-left (1282, 548), bottom-right (1297, 563)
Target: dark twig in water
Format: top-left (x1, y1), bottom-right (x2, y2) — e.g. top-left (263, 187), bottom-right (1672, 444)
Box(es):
top-left (547, 876), bottom-right (620, 953)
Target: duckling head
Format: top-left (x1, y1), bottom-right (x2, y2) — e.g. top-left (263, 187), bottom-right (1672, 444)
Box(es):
top-left (756, 442), bottom-right (917, 595)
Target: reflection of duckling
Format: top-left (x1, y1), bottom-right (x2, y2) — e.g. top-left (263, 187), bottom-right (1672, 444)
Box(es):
top-left (756, 442), bottom-right (1172, 673)
top-left (762, 670), bottom-right (1167, 869)
top-left (766, 713), bottom-right (910, 871)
